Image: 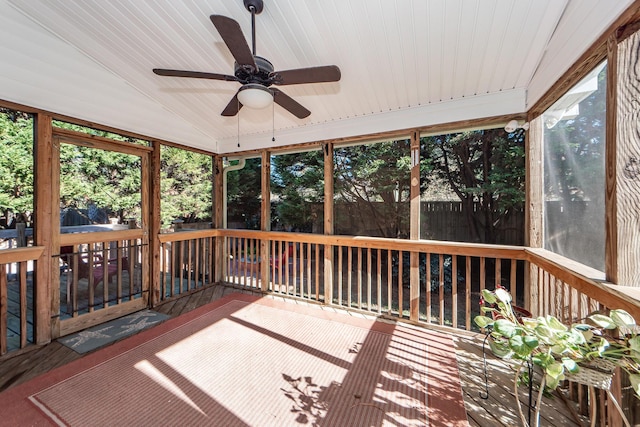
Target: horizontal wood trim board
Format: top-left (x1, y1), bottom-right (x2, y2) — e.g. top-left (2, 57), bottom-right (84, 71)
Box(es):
top-left (53, 128), bottom-right (152, 155)
top-left (58, 299), bottom-right (147, 337)
top-left (0, 247), bottom-right (45, 264)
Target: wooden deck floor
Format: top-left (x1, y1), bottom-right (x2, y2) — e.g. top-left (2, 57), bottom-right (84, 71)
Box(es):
top-left (0, 284), bottom-right (584, 426)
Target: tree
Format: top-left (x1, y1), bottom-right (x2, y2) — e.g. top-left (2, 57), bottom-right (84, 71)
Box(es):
top-left (226, 157), bottom-right (261, 229)
top-left (270, 151), bottom-right (324, 232)
top-left (160, 146), bottom-right (212, 229)
top-left (422, 128), bottom-right (525, 243)
top-left (0, 109), bottom-right (34, 226)
top-left (333, 139), bottom-right (414, 238)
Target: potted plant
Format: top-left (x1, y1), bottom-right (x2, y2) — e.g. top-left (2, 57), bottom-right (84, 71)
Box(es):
top-left (474, 287), bottom-right (640, 427)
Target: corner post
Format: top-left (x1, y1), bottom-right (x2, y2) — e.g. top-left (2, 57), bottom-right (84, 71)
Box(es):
top-left (324, 143), bottom-right (334, 305)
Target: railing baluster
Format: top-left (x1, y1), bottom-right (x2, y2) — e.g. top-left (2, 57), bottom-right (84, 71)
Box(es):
top-left (357, 247), bottom-right (363, 310)
top-left (397, 250), bottom-right (402, 316)
top-left (0, 265), bottom-right (7, 355)
top-left (366, 248), bottom-right (372, 311)
top-left (386, 249), bottom-right (392, 315)
top-left (465, 255), bottom-right (471, 330)
top-left (338, 246), bottom-right (343, 305)
top-left (426, 252), bottom-right (432, 323)
top-left (452, 255), bottom-right (458, 329)
top-left (376, 249), bottom-right (382, 315)
top-left (439, 254), bottom-right (444, 326)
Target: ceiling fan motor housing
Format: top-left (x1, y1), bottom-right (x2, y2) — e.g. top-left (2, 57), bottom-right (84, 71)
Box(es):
top-left (234, 55), bottom-right (274, 85)
top-left (243, 0), bottom-right (264, 14)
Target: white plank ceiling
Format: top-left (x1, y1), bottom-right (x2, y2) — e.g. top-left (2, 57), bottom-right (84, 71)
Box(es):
top-left (0, 0), bottom-right (632, 154)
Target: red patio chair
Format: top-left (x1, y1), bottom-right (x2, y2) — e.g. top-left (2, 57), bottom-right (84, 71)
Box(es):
top-left (270, 244), bottom-right (294, 271)
top-left (60, 245), bottom-right (130, 309)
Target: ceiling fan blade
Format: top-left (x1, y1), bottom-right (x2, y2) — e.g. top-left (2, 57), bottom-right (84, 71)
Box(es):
top-left (272, 88), bottom-right (310, 119)
top-left (221, 92), bottom-right (243, 116)
top-left (210, 15), bottom-right (257, 71)
top-left (273, 65), bottom-right (341, 85)
top-left (153, 69), bottom-right (238, 81)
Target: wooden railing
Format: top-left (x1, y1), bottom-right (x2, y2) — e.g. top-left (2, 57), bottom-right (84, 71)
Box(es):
top-left (158, 230), bottom-right (217, 302)
top-left (165, 229), bottom-right (640, 332)
top-left (0, 246), bottom-right (43, 356)
top-left (3, 228), bottom-right (639, 420)
top-left (58, 230), bottom-right (145, 318)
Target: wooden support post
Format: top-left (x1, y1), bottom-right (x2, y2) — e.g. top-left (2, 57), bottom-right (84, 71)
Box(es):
top-left (525, 116), bottom-right (544, 315)
top-left (148, 141), bottom-right (161, 306)
top-left (213, 156), bottom-right (224, 283)
top-left (324, 143), bottom-right (334, 305)
top-left (609, 28), bottom-right (640, 287)
top-left (410, 131), bottom-right (421, 321)
top-left (33, 113), bottom-right (55, 343)
top-left (260, 151), bottom-right (271, 291)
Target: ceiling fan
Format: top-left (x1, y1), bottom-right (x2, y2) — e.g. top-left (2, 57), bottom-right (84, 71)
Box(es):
top-left (153, 0), bottom-right (341, 119)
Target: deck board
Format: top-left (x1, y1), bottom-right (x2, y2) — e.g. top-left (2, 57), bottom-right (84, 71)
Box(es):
top-left (0, 283), bottom-right (584, 426)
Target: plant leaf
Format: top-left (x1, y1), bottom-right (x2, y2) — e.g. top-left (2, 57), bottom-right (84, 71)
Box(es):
top-left (610, 309), bottom-right (636, 329)
top-left (474, 315), bottom-right (494, 329)
top-left (630, 374), bottom-right (640, 398)
top-left (547, 316), bottom-right (568, 332)
top-left (629, 336), bottom-right (640, 353)
top-left (523, 335), bottom-right (539, 349)
top-left (533, 353), bottom-right (554, 369)
top-left (481, 289), bottom-right (496, 304)
top-left (546, 361), bottom-right (564, 379)
top-left (488, 338), bottom-right (514, 359)
top-left (495, 288), bottom-right (512, 304)
top-left (589, 314), bottom-right (616, 329)
top-left (597, 338), bottom-right (610, 355)
top-left (562, 358), bottom-right (579, 374)
top-left (545, 372), bottom-right (564, 390)
top-left (494, 319), bottom-right (517, 338)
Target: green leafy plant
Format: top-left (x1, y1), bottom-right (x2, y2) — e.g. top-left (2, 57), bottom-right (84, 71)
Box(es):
top-left (475, 288), bottom-right (640, 426)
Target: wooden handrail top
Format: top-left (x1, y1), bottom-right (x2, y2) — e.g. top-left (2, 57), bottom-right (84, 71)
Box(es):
top-left (158, 228), bottom-right (527, 258)
top-left (526, 248), bottom-right (640, 319)
top-left (0, 246), bottom-right (45, 264)
top-left (59, 229), bottom-right (143, 246)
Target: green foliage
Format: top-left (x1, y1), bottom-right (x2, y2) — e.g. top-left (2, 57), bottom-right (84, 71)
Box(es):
top-left (227, 158), bottom-right (261, 229)
top-left (270, 150), bottom-right (323, 232)
top-left (475, 288), bottom-right (640, 399)
top-left (0, 109), bottom-right (34, 216)
top-left (59, 144), bottom-right (142, 222)
top-left (422, 128), bottom-right (525, 243)
top-left (334, 139), bottom-right (413, 238)
top-left (1, 113), bottom-right (213, 229)
top-left (160, 146), bottom-right (212, 229)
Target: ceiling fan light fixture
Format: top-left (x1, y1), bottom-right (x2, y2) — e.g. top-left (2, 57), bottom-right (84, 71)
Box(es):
top-left (237, 84), bottom-right (273, 109)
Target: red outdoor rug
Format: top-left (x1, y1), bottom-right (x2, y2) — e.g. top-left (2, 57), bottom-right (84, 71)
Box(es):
top-left (0, 293), bottom-right (468, 426)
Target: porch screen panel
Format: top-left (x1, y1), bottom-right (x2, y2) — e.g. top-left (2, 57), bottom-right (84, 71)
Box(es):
top-left (59, 144), bottom-right (143, 315)
top-left (419, 128), bottom-right (525, 245)
top-left (542, 62), bottom-right (607, 272)
top-left (270, 150), bottom-right (324, 233)
top-left (333, 139), bottom-right (410, 239)
top-left (226, 157), bottom-right (261, 230)
top-left (0, 107), bottom-right (35, 350)
top-left (160, 145), bottom-right (212, 232)
top-left (0, 108), bottom-right (34, 246)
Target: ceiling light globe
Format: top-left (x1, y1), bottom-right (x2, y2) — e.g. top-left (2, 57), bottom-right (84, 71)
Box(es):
top-left (237, 84), bottom-right (273, 109)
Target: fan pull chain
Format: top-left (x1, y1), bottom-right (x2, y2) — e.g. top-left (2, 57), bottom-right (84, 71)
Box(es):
top-left (237, 97), bottom-right (241, 148)
top-left (272, 100), bottom-right (275, 142)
